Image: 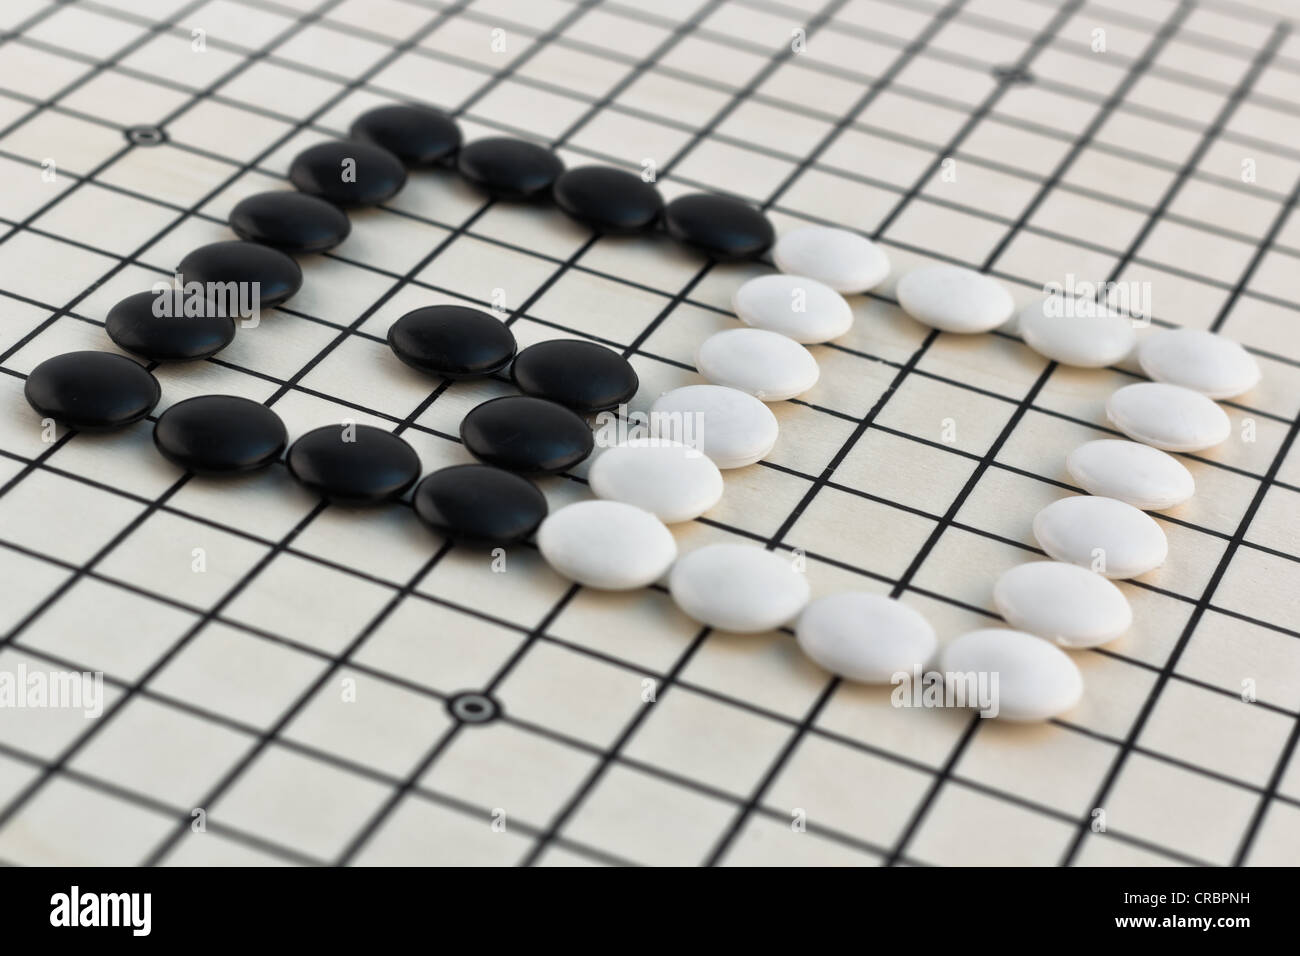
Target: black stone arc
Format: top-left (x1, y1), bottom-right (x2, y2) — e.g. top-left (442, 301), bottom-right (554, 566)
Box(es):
top-left (32, 109), bottom-right (777, 539)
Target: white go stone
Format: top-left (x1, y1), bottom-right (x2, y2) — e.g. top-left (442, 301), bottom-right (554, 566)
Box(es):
top-left (650, 384), bottom-right (778, 469)
top-left (1138, 328), bottom-right (1261, 399)
top-left (939, 628), bottom-right (1084, 722)
top-left (795, 592), bottom-right (936, 683)
top-left (537, 500), bottom-right (676, 590)
top-left (1106, 382), bottom-right (1231, 452)
top-left (1017, 298), bottom-right (1137, 367)
top-left (587, 439), bottom-right (724, 524)
top-left (895, 264), bottom-right (1014, 334)
top-left (1066, 439), bottom-right (1194, 511)
top-left (1032, 495), bottom-right (1167, 579)
top-left (771, 225), bottom-right (890, 293)
top-left (695, 327), bottom-right (819, 401)
top-left (993, 561), bottom-right (1132, 649)
top-left (669, 543), bottom-right (810, 633)
top-left (732, 273), bottom-right (854, 343)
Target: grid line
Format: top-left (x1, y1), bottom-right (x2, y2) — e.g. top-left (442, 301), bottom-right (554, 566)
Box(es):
top-left (0, 0), bottom-right (1296, 867)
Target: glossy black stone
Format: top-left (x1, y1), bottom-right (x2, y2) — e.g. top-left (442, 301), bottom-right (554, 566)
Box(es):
top-left (350, 104), bottom-right (462, 166)
top-left (286, 424), bottom-right (421, 505)
top-left (456, 137), bottom-right (564, 200)
top-left (413, 464), bottom-right (547, 545)
top-left (153, 395), bottom-right (287, 475)
top-left (552, 166), bottom-right (663, 234)
top-left (229, 191), bottom-right (352, 254)
top-left (460, 396), bottom-right (593, 475)
top-left (663, 193), bottom-right (775, 261)
top-left (105, 290), bottom-right (235, 362)
top-left (510, 339), bottom-right (638, 413)
top-left (289, 139), bottom-right (407, 207)
top-left (24, 351), bottom-right (160, 432)
top-left (177, 240), bottom-right (302, 310)
top-left (388, 306), bottom-right (516, 379)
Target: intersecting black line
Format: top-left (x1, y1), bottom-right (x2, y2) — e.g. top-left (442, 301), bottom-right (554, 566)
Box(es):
top-left (508, 0), bottom-right (894, 868)
top-left (129, 0), bottom-right (631, 866)
top-left (32, 0), bottom-right (1300, 196)
top-left (6, 273), bottom-right (1296, 562)
top-left (8, 114), bottom-right (1300, 368)
top-left (327, 0), bottom-right (734, 867)
top-left (0, 0), bottom-right (487, 850)
top-left (879, 0), bottom-right (1219, 867)
top-left (0, 555), bottom-right (1284, 871)
top-left (0, 0), bottom-right (1289, 868)
top-left (705, 0), bottom-right (1094, 867)
top-left (7, 12), bottom-right (1300, 343)
top-left (12, 0), bottom-right (1300, 253)
top-left (1058, 17), bottom-right (1298, 867)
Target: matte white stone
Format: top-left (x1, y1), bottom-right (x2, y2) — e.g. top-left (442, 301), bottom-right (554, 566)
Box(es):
top-left (1066, 439), bottom-right (1195, 511)
top-left (993, 561), bottom-right (1132, 648)
top-left (650, 384), bottom-right (778, 469)
top-left (772, 225), bottom-right (890, 293)
top-left (1138, 328), bottom-right (1261, 399)
top-left (1106, 382), bottom-right (1231, 452)
top-left (587, 439), bottom-right (724, 524)
top-left (1018, 298), bottom-right (1137, 367)
top-left (1032, 495), bottom-right (1167, 580)
top-left (669, 543), bottom-right (810, 633)
top-left (731, 273), bottom-right (853, 343)
top-left (537, 500), bottom-right (676, 590)
top-left (695, 327), bottom-right (819, 401)
top-left (795, 592), bottom-right (936, 683)
top-left (895, 264), bottom-right (1014, 333)
top-left (939, 628), bottom-right (1084, 722)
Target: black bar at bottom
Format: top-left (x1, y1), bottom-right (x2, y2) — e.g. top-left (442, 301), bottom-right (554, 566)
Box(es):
top-left (0, 864), bottom-right (1283, 940)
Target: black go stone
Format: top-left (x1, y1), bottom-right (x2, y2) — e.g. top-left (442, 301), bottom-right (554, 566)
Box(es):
top-left (388, 305), bottom-right (516, 379)
top-left (106, 290), bottom-right (235, 362)
top-left (510, 339), bottom-right (638, 413)
top-left (229, 191), bottom-right (352, 254)
top-left (153, 395), bottom-right (288, 475)
top-left (24, 351), bottom-right (160, 432)
top-left (413, 464), bottom-right (547, 545)
top-left (178, 240), bottom-right (302, 310)
top-left (460, 396), bottom-right (593, 475)
top-left (456, 137), bottom-right (564, 200)
top-left (350, 103), bottom-right (462, 166)
top-left (663, 193), bottom-right (775, 261)
top-left (289, 139), bottom-right (407, 208)
top-left (552, 165), bottom-right (663, 234)
top-left (286, 424), bottom-right (421, 505)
